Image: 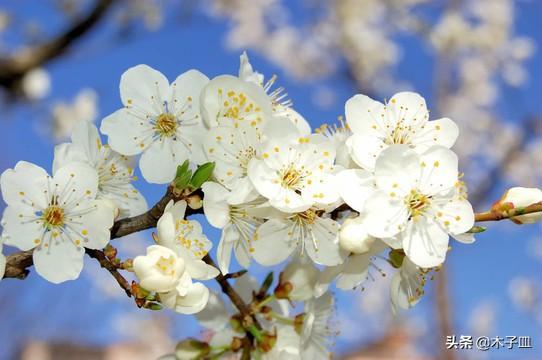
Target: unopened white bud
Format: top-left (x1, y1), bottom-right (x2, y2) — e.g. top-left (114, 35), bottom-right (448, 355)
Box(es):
top-left (498, 187), bottom-right (542, 224)
top-left (339, 217), bottom-right (375, 254)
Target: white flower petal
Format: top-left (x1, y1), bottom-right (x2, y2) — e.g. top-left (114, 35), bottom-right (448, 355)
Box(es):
top-left (401, 217), bottom-right (449, 268)
top-left (1, 161), bottom-right (49, 210)
top-left (171, 69), bottom-right (209, 114)
top-left (217, 232), bottom-right (233, 275)
top-left (347, 133), bottom-right (387, 171)
top-left (52, 143), bottom-right (88, 175)
top-left (195, 290), bottom-right (230, 330)
top-left (336, 254), bottom-right (371, 290)
top-left (164, 282), bottom-right (210, 315)
top-left (345, 94), bottom-right (385, 136)
top-left (452, 232), bottom-right (475, 244)
top-left (120, 64), bottom-right (170, 113)
top-left (412, 117), bottom-right (458, 151)
top-left (418, 146), bottom-right (458, 195)
top-left (252, 219), bottom-right (297, 266)
top-left (100, 108), bottom-right (153, 156)
top-left (233, 236), bottom-right (252, 269)
top-left (336, 169), bottom-right (375, 212)
top-left (374, 145), bottom-right (420, 194)
top-left (387, 92), bottom-right (428, 127)
top-left (75, 199), bottom-right (114, 249)
top-left (200, 75), bottom-right (273, 129)
top-left (157, 212), bottom-right (176, 248)
top-left (33, 238), bottom-right (84, 283)
top-left (1, 206), bottom-right (43, 250)
top-left (435, 198), bottom-right (475, 235)
top-left (139, 139), bottom-right (177, 184)
top-left (305, 218), bottom-right (346, 266)
top-left (363, 190), bottom-right (409, 239)
top-left (54, 162), bottom-right (99, 202)
top-left (201, 182), bottom-right (231, 229)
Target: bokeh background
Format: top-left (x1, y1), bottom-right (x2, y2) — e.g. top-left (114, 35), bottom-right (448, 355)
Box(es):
top-left (0, 1), bottom-right (541, 359)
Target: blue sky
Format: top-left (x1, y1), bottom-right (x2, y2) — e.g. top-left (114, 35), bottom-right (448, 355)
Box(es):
top-left (0, 1), bottom-right (542, 359)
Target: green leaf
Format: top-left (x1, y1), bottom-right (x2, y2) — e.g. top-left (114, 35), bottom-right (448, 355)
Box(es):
top-left (176, 160), bottom-right (190, 178)
top-left (190, 162), bottom-right (215, 188)
top-left (174, 160), bottom-right (193, 189)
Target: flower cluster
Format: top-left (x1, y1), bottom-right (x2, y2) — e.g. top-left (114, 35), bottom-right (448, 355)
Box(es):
top-left (6, 52), bottom-right (530, 358)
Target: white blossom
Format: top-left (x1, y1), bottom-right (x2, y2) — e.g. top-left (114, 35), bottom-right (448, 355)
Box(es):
top-left (248, 137), bottom-right (339, 213)
top-left (201, 181), bottom-right (269, 274)
top-left (238, 52), bottom-right (311, 136)
top-left (345, 92), bottom-right (458, 170)
top-left (0, 161), bottom-right (114, 283)
top-left (252, 208), bottom-right (347, 267)
top-left (279, 259), bottom-right (320, 301)
top-left (21, 68), bottom-right (51, 100)
top-left (338, 216), bottom-right (378, 254)
top-left (300, 292), bottom-right (334, 360)
top-left (156, 200), bottom-right (219, 281)
top-left (101, 65), bottom-right (209, 184)
top-left (316, 234), bottom-right (388, 295)
top-left (343, 145), bottom-right (475, 268)
top-left (133, 245), bottom-right (186, 293)
top-left (51, 88), bottom-right (98, 141)
top-left (160, 282), bottom-right (211, 315)
top-left (200, 73), bottom-right (273, 132)
top-left (54, 121), bottom-right (147, 219)
top-left (390, 257), bottom-right (429, 314)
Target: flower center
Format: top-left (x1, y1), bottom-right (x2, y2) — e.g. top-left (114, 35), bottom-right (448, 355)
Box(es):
top-left (406, 190), bottom-right (430, 218)
top-left (155, 255), bottom-right (176, 275)
top-left (281, 168), bottom-right (302, 189)
top-left (384, 119), bottom-right (413, 145)
top-left (42, 205), bottom-right (65, 228)
top-left (294, 209), bottom-right (320, 225)
top-left (237, 146), bottom-right (257, 174)
top-left (155, 113), bottom-right (178, 137)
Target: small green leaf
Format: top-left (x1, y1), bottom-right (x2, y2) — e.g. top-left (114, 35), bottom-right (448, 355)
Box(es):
top-left (176, 160), bottom-right (190, 178)
top-left (174, 160), bottom-right (193, 189)
top-left (467, 226), bottom-right (487, 234)
top-left (146, 302), bottom-right (163, 311)
top-left (175, 169), bottom-right (193, 189)
top-left (190, 162), bottom-right (215, 188)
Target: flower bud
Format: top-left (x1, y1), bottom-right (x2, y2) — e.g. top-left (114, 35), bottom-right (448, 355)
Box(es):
top-left (339, 217), bottom-right (376, 254)
top-left (186, 194), bottom-right (203, 210)
top-left (133, 245), bottom-right (186, 293)
top-left (174, 338), bottom-right (210, 360)
top-left (494, 187), bottom-right (542, 224)
top-left (259, 331), bottom-right (277, 353)
top-left (277, 260), bottom-right (319, 301)
top-left (294, 313), bottom-right (305, 335)
top-left (230, 337), bottom-right (244, 352)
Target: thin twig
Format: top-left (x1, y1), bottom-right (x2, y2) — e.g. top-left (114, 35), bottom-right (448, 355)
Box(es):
top-left (475, 202), bottom-right (542, 222)
top-left (85, 248), bottom-right (131, 297)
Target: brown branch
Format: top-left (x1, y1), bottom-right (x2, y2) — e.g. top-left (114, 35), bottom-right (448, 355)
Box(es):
top-left (85, 248), bottom-right (131, 297)
top-left (0, 0), bottom-right (116, 91)
top-left (2, 249), bottom-right (33, 279)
